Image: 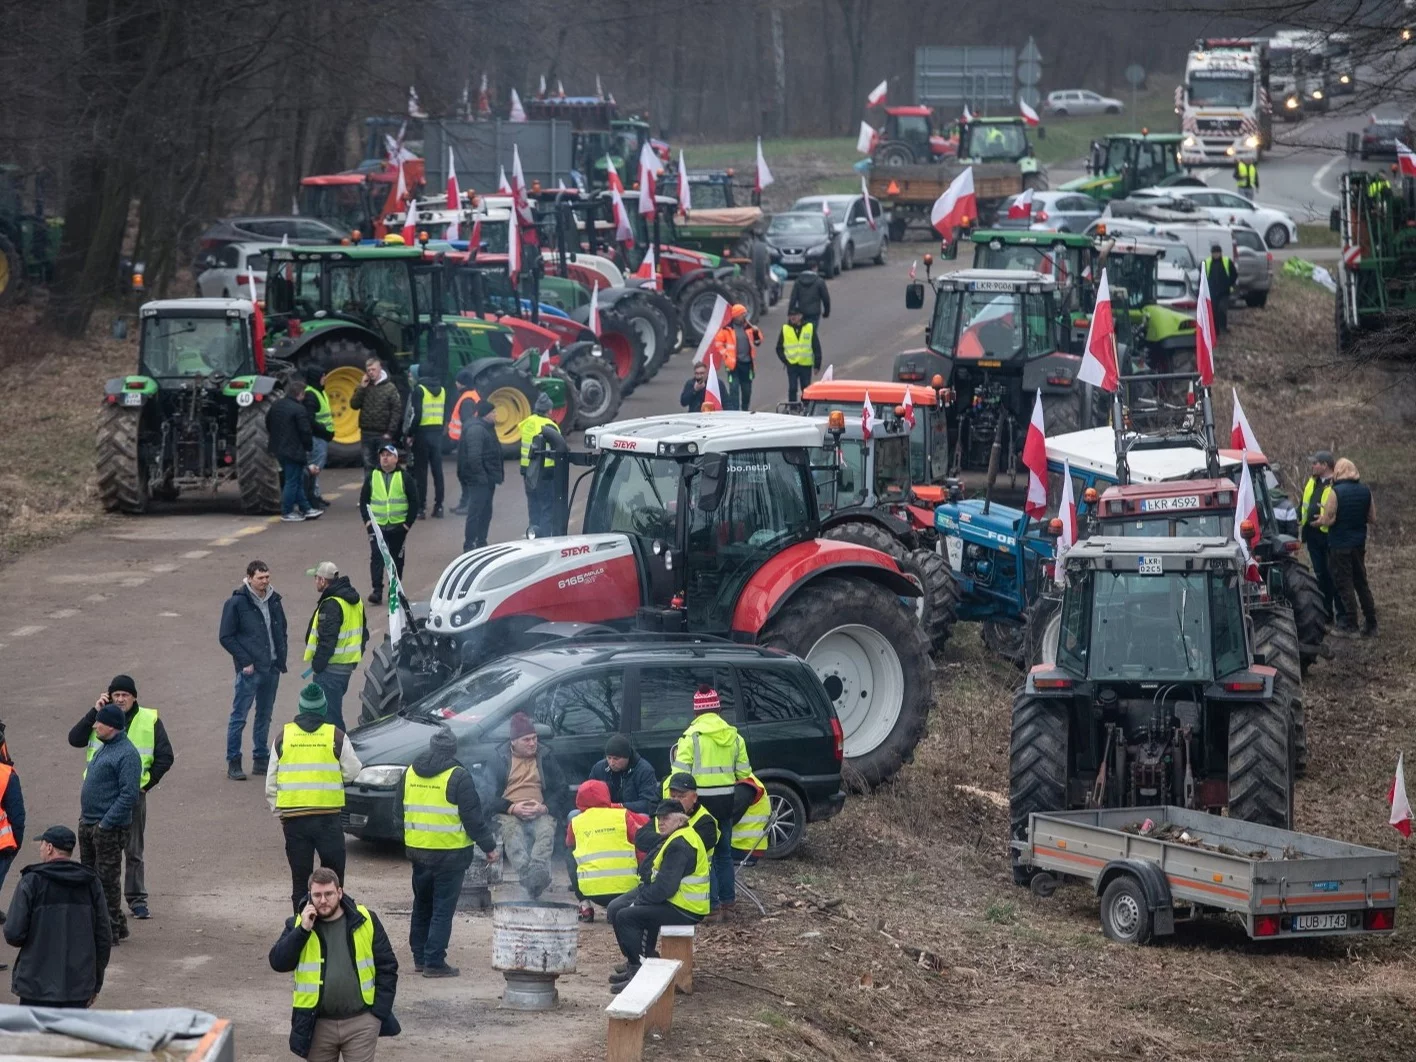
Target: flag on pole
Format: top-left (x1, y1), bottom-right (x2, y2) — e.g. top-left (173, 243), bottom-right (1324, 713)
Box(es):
top-left (511, 144), bottom-right (534, 224)
top-left (538, 347), bottom-right (554, 377)
top-left (821, 364), bottom-right (834, 382)
top-left (367, 519), bottom-right (409, 645)
top-left (605, 157), bottom-right (635, 243)
top-left (755, 138), bottom-right (774, 193)
top-left (862, 391), bottom-right (876, 440)
top-left (1398, 139), bottom-right (1416, 178)
top-left (596, 74), bottom-right (605, 100)
top-left (866, 79), bottom-right (888, 107)
top-left (1007, 187), bottom-right (1035, 220)
top-left (908, 259), bottom-right (917, 280)
top-left (821, 199), bottom-right (830, 216)
top-left (507, 199), bottom-right (521, 278)
top-left (1390, 754), bottom-right (1413, 837)
top-left (676, 150), bottom-right (693, 214)
top-left (1196, 266), bottom-right (1216, 386)
top-left (962, 103), bottom-right (974, 123)
top-left (247, 271), bottom-right (265, 357)
top-left (1230, 388), bottom-right (1261, 452)
top-left (930, 167), bottom-right (976, 236)
top-left (1020, 99), bottom-right (1041, 126)
top-left (1233, 455), bottom-right (1261, 581)
top-left (901, 385), bottom-right (915, 428)
top-left (468, 214), bottom-right (482, 254)
top-left (1022, 390), bottom-right (1049, 518)
top-left (692, 295), bottom-right (731, 366)
top-left (1078, 271), bottom-right (1119, 392)
top-left (634, 246), bottom-right (660, 290)
top-left (538, 74), bottom-right (547, 98)
top-left (281, 233), bottom-right (289, 246)
top-left (556, 80), bottom-right (565, 98)
top-left (588, 281), bottom-right (601, 335)
top-left (861, 175), bottom-right (877, 229)
top-left (855, 120), bottom-right (879, 156)
top-left (509, 87), bottom-right (527, 122)
top-left (400, 196), bottom-right (417, 245)
top-left (445, 146), bottom-right (461, 241)
top-left (638, 153), bottom-right (657, 218)
top-left (478, 73), bottom-right (491, 117)
top-left (702, 356), bottom-right (724, 412)
top-left (1056, 458), bottom-right (1078, 584)
top-left (497, 166), bottom-right (512, 194)
top-left (408, 86), bottom-right (427, 118)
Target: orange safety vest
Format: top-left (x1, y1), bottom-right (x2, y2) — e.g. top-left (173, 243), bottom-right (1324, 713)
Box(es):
top-left (0, 764), bottom-right (17, 854)
top-left (445, 388), bottom-right (483, 442)
top-left (714, 323), bottom-right (761, 372)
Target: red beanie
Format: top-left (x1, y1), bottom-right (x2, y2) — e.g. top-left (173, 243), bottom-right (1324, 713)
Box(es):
top-left (509, 712), bottom-right (536, 739)
top-left (692, 686), bottom-right (720, 713)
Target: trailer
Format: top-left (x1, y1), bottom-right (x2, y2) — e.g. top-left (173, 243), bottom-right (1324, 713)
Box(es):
top-left (1015, 806), bottom-right (1400, 945)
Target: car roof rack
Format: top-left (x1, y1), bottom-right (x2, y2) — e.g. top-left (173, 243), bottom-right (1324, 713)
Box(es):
top-left (548, 630), bottom-right (784, 659)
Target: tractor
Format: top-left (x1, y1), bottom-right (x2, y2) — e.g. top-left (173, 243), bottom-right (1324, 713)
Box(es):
top-left (1331, 168), bottom-right (1416, 356)
top-left (522, 97), bottom-right (667, 190)
top-left (1010, 536), bottom-right (1298, 890)
top-left (96, 299), bottom-right (282, 514)
top-left (0, 165), bottom-right (62, 306)
top-left (870, 106), bottom-right (959, 167)
top-left (797, 379), bottom-right (951, 487)
top-left (298, 163), bottom-right (421, 240)
top-left (358, 411), bottom-right (936, 789)
top-left (1059, 132), bottom-right (1195, 202)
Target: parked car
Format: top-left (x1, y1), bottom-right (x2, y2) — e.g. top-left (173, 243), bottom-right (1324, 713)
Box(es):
top-left (765, 211), bottom-right (841, 276)
top-left (1132, 185), bottom-right (1298, 249)
top-left (995, 190), bottom-right (1103, 233)
top-left (788, 194), bottom-right (889, 270)
top-left (1232, 225), bottom-right (1273, 308)
top-left (342, 638), bottom-right (847, 858)
top-left (1359, 117), bottom-right (1413, 160)
top-left (195, 242), bottom-right (269, 299)
top-left (194, 215), bottom-right (348, 268)
top-left (1043, 89), bottom-right (1124, 116)
top-left (1091, 213), bottom-right (1267, 306)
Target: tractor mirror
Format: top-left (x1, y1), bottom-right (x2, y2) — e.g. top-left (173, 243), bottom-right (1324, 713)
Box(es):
top-left (695, 453), bottom-right (728, 512)
top-left (905, 282), bottom-right (925, 309)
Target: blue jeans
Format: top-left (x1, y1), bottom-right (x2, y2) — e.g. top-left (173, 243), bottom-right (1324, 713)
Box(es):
top-left (313, 667), bottom-right (352, 734)
top-left (281, 458), bottom-right (311, 516)
top-left (409, 851), bottom-right (473, 968)
top-left (227, 665), bottom-right (280, 762)
top-left (709, 821), bottom-right (736, 907)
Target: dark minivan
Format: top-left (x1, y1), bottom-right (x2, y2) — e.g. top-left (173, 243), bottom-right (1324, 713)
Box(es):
top-left (343, 638), bottom-right (846, 858)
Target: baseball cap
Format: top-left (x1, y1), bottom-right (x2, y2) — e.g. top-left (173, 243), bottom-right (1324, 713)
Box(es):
top-left (1311, 450), bottom-right (1335, 467)
top-left (38, 825), bottom-right (76, 851)
top-left (306, 561), bottom-right (339, 579)
top-left (379, 443), bottom-right (399, 455)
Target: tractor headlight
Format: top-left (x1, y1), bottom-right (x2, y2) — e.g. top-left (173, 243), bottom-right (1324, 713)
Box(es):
top-left (1312, 90), bottom-right (1324, 100)
top-left (1341, 74), bottom-right (1351, 84)
top-left (450, 600), bottom-right (484, 627)
top-left (354, 765), bottom-right (406, 788)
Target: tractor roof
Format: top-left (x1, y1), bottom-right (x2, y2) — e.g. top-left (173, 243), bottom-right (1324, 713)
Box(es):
top-left (586, 412), bottom-right (831, 455)
top-left (301, 174), bottom-right (369, 187)
top-left (967, 116), bottom-right (1030, 125)
top-left (972, 230), bottom-right (1094, 248)
top-left (1047, 428), bottom-right (1267, 481)
top-left (803, 380), bottom-right (940, 406)
top-left (886, 105), bottom-right (933, 117)
top-left (1099, 478), bottom-right (1239, 515)
top-left (1062, 535), bottom-right (1247, 568)
top-left (140, 297), bottom-right (253, 317)
top-left (936, 268), bottom-right (1056, 291)
top-left (268, 245), bottom-right (424, 261)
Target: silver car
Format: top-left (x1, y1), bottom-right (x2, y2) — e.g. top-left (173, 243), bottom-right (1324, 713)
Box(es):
top-left (1043, 89), bottom-right (1124, 116)
top-left (996, 191), bottom-right (1103, 233)
top-left (788, 194), bottom-right (888, 270)
top-left (1231, 226), bottom-right (1272, 308)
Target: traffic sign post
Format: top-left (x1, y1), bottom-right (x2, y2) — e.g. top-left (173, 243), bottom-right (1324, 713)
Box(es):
top-left (1018, 37), bottom-right (1042, 110)
top-left (1125, 63), bottom-right (1146, 122)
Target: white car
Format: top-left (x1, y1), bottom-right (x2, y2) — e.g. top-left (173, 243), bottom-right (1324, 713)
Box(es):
top-left (1043, 89), bottom-right (1124, 116)
top-left (1132, 186), bottom-right (1298, 249)
top-left (195, 242), bottom-right (269, 300)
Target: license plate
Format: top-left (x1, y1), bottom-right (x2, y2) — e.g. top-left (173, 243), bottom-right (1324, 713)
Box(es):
top-left (1138, 555), bottom-right (1162, 575)
top-left (1141, 495), bottom-right (1200, 512)
top-left (122, 392), bottom-right (143, 407)
top-left (1293, 912), bottom-right (1350, 932)
top-left (946, 536), bottom-right (963, 572)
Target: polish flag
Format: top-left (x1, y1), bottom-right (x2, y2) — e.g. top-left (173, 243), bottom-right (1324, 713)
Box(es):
top-left (538, 74), bottom-right (547, 98)
top-left (866, 79), bottom-right (888, 108)
top-left (468, 215), bottom-right (482, 254)
top-left (596, 75), bottom-right (605, 100)
top-left (676, 151), bottom-right (692, 214)
top-left (856, 121), bottom-right (879, 156)
top-left (1022, 390), bottom-right (1049, 518)
top-left (862, 391), bottom-right (875, 440)
top-left (930, 167), bottom-right (976, 236)
top-left (497, 166), bottom-right (512, 194)
top-left (1020, 99), bottom-right (1040, 127)
top-left (507, 200), bottom-right (521, 277)
top-left (639, 141), bottom-right (665, 217)
top-left (408, 86), bottom-right (426, 119)
top-left (692, 295), bottom-right (731, 366)
top-left (588, 282), bottom-right (601, 336)
top-left (477, 73), bottom-right (491, 117)
top-left (557, 79), bottom-right (566, 99)
top-left (1007, 187), bottom-right (1035, 220)
top-left (1055, 459), bottom-right (1078, 584)
top-left (1196, 265), bottom-right (1217, 386)
top-left (962, 103), bottom-right (974, 123)
top-left (821, 364), bottom-right (834, 382)
top-left (400, 196), bottom-right (418, 245)
top-left (901, 385), bottom-right (915, 428)
top-left (861, 175), bottom-right (877, 228)
top-left (908, 259), bottom-right (917, 280)
top-left (702, 357), bottom-right (724, 412)
top-left (1233, 455), bottom-right (1261, 581)
top-left (1398, 139), bottom-right (1416, 178)
top-left (445, 146), bottom-right (461, 241)
top-left (509, 88), bottom-right (527, 122)
top-left (605, 157), bottom-right (635, 244)
top-left (247, 271), bottom-right (265, 359)
top-left (1230, 388), bottom-right (1261, 452)
top-left (755, 138), bottom-right (775, 194)
top-left (1390, 754), bottom-right (1413, 837)
top-left (511, 144), bottom-right (535, 224)
top-left (634, 246), bottom-right (660, 290)
top-left (1078, 271), bottom-right (1119, 392)
top-left (538, 349), bottom-right (554, 377)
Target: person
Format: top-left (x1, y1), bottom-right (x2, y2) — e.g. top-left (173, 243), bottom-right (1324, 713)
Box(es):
top-left (267, 683), bottom-right (363, 911)
top-left (1203, 245), bottom-right (1237, 333)
top-left (519, 394), bottom-right (558, 535)
top-left (488, 712), bottom-right (569, 899)
top-left (712, 303), bottom-right (762, 411)
top-left (1233, 156), bottom-right (1259, 201)
top-left (567, 779), bottom-right (647, 922)
top-left (730, 774), bottom-right (771, 865)
top-left (777, 309), bottom-right (822, 403)
top-left (788, 256), bottom-right (831, 331)
top-left (350, 356), bottom-right (403, 470)
top-left (402, 726), bottom-right (497, 977)
top-left (589, 734), bottom-right (659, 814)
top-left (1299, 451), bottom-right (1341, 628)
top-left (303, 562), bottom-right (367, 736)
top-left (680, 362), bottom-right (708, 413)
top-left (303, 367), bottom-right (335, 509)
top-left (457, 399), bottom-right (502, 551)
top-left (1319, 457), bottom-right (1377, 637)
top-left (69, 675), bottom-right (172, 925)
top-left (656, 773), bottom-right (719, 855)
top-left (670, 685), bottom-right (752, 919)
top-left (0, 723), bottom-right (25, 907)
top-left (4, 826), bottom-right (110, 1008)
top-left (604, 800), bottom-right (708, 991)
top-left (267, 376), bottom-right (324, 523)
top-left (75, 702), bottom-right (140, 945)
top-left (220, 559), bottom-right (289, 781)
top-left (269, 867), bottom-right (400, 1062)
top-left (408, 376), bottom-right (447, 520)
top-left (359, 444), bottom-right (419, 606)
top-left (749, 229), bottom-right (773, 313)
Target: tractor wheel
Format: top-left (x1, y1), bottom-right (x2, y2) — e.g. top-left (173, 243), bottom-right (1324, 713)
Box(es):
top-left (626, 290), bottom-right (683, 358)
top-left (359, 638), bottom-right (404, 725)
top-left (1280, 558), bottom-right (1329, 674)
top-left (906, 548), bottom-right (959, 652)
top-left (0, 234), bottom-right (22, 308)
top-left (96, 404), bottom-right (150, 514)
top-left (888, 217), bottom-right (908, 243)
top-left (678, 277), bottom-right (734, 346)
top-left (562, 347), bottom-right (623, 429)
top-left (596, 310), bottom-right (648, 397)
top-left (235, 405), bottom-right (282, 514)
top-left (609, 302), bottom-right (666, 385)
top-left (1251, 606), bottom-right (1307, 777)
top-left (822, 520), bottom-right (905, 559)
top-left (1041, 390), bottom-right (1084, 435)
top-left (303, 337), bottom-right (378, 466)
top-left (982, 622), bottom-right (1029, 669)
top-left (547, 368), bottom-right (579, 435)
top-left (759, 575), bottom-right (934, 790)
top-left (1227, 699), bottom-right (1294, 830)
top-left (875, 141), bottom-right (917, 167)
top-left (476, 365), bottom-right (541, 459)
top-left (1009, 693), bottom-right (1069, 884)
top-left (1335, 289), bottom-right (1354, 357)
top-left (1022, 172), bottom-right (1050, 193)
top-left (725, 276), bottom-right (763, 322)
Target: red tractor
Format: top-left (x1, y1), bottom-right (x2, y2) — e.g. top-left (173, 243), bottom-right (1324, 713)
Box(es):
top-left (871, 106), bottom-right (959, 167)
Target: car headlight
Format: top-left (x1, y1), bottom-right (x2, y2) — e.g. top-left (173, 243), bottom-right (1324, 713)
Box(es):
top-left (354, 765), bottom-right (406, 787)
top-left (1341, 74), bottom-right (1351, 84)
top-left (1285, 97), bottom-right (1300, 109)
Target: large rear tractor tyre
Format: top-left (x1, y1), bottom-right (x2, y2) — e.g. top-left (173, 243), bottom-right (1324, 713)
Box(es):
top-left (596, 311), bottom-right (648, 397)
top-left (1009, 693), bottom-right (1068, 884)
top-left (888, 217), bottom-right (908, 243)
top-left (0, 235), bottom-right (22, 308)
top-left (235, 406), bottom-right (282, 514)
top-left (303, 337), bottom-right (378, 466)
top-left (1041, 390), bottom-right (1084, 435)
top-left (1251, 607), bottom-right (1307, 777)
top-left (610, 302), bottom-right (667, 385)
top-left (1022, 172), bottom-right (1050, 193)
top-left (821, 520), bottom-right (905, 559)
top-left (625, 290), bottom-right (683, 360)
top-left (725, 276), bottom-right (763, 322)
top-left (96, 405), bottom-right (150, 514)
top-left (875, 142), bottom-right (917, 167)
top-left (759, 575), bottom-right (934, 790)
top-left (359, 638), bottom-right (404, 726)
top-left (905, 548), bottom-right (959, 652)
top-left (546, 368), bottom-right (579, 435)
top-left (1227, 700), bottom-right (1294, 830)
top-left (982, 622), bottom-right (1029, 669)
top-left (476, 366), bottom-right (540, 459)
top-left (678, 278), bottom-right (734, 346)
top-left (1280, 559), bottom-right (1329, 674)
top-left (1335, 289), bottom-right (1354, 357)
top-left (562, 348), bottom-right (623, 430)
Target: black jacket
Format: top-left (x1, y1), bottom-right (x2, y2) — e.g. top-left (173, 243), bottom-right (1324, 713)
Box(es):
top-left (67, 704), bottom-right (175, 792)
top-left (635, 805), bottom-right (717, 857)
top-left (776, 323), bottom-right (823, 369)
top-left (635, 832), bottom-right (700, 907)
top-left (789, 270), bottom-right (831, 318)
top-left (269, 894), bottom-right (400, 1058)
top-left (680, 379), bottom-right (706, 413)
top-left (218, 584), bottom-right (289, 672)
top-left (266, 395), bottom-right (314, 464)
top-left (457, 414), bottom-right (503, 488)
top-left (5, 858), bottom-right (111, 1003)
top-left (302, 389), bottom-right (334, 443)
top-left (1204, 256), bottom-right (1238, 301)
top-left (409, 384), bottom-right (447, 432)
top-left (485, 743), bottom-right (571, 820)
top-left (399, 745), bottom-right (497, 862)
top-left (306, 576), bottom-right (367, 674)
top-left (589, 753), bottom-right (660, 814)
top-left (359, 468), bottom-right (420, 528)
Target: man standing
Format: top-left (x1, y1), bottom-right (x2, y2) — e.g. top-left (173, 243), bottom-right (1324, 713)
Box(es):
top-left (360, 444), bottom-right (418, 607)
top-left (749, 229), bottom-right (773, 314)
top-left (408, 376), bottom-right (447, 520)
top-left (267, 684), bottom-right (363, 911)
top-left (402, 727), bottom-right (497, 977)
top-left (69, 676), bottom-right (172, 925)
top-left (519, 394), bottom-right (558, 536)
top-left (269, 867), bottom-right (400, 1062)
top-left (75, 702), bottom-right (140, 944)
top-left (266, 376), bottom-right (324, 524)
top-left (680, 362), bottom-right (708, 413)
top-left (788, 255), bottom-right (831, 331)
top-left (303, 562), bottom-right (367, 735)
top-left (1233, 156), bottom-right (1259, 201)
top-left (5, 826), bottom-right (110, 1008)
top-left (303, 367), bottom-right (335, 509)
top-left (567, 780), bottom-right (646, 922)
top-left (777, 309), bottom-right (821, 403)
top-left (1299, 451), bottom-right (1341, 628)
top-left (0, 724), bottom-right (26, 903)
top-left (488, 712), bottom-right (569, 899)
top-left (588, 734), bottom-right (659, 814)
top-left (712, 304), bottom-right (761, 411)
top-left (1319, 457), bottom-right (1377, 637)
top-left (350, 356), bottom-right (404, 470)
top-left (220, 559), bottom-right (289, 782)
top-left (457, 399), bottom-right (503, 552)
top-left (1203, 245), bottom-right (1238, 333)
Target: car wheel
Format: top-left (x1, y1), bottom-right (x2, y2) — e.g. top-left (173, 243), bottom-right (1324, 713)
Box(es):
top-left (1054, 107), bottom-right (1068, 117)
top-left (873, 236), bottom-right (887, 265)
top-left (762, 782), bottom-right (807, 859)
top-left (1106, 105), bottom-right (1121, 115)
top-left (842, 242), bottom-right (855, 271)
top-left (1265, 223), bottom-right (1290, 249)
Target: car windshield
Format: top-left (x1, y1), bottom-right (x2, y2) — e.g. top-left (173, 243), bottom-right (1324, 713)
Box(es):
top-left (770, 215), bottom-right (825, 235)
top-left (963, 123), bottom-right (1029, 160)
top-left (1187, 75), bottom-right (1254, 108)
top-left (1372, 124), bottom-right (1403, 136)
top-left (456, 268), bottom-right (519, 316)
top-left (584, 453), bottom-right (682, 540)
top-left (140, 314), bottom-right (250, 377)
top-left (1067, 569), bottom-right (1217, 680)
top-left (932, 289), bottom-right (1056, 359)
top-left (403, 658), bottom-right (551, 723)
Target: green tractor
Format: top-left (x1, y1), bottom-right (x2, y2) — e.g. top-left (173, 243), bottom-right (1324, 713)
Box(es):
top-left (1059, 132), bottom-right (1197, 202)
top-left (1332, 168), bottom-right (1416, 355)
top-left (97, 299), bottom-right (282, 514)
top-left (0, 165), bottom-right (62, 307)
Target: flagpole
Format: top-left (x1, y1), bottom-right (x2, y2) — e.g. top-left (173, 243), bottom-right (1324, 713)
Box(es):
top-left (1200, 385), bottom-right (1219, 477)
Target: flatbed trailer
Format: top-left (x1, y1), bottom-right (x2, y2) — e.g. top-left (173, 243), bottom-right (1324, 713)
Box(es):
top-left (1016, 806), bottom-right (1400, 945)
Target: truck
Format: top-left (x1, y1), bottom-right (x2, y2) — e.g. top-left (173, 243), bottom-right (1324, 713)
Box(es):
top-left (519, 98), bottom-right (665, 190)
top-left (1270, 30), bottom-right (1331, 118)
top-left (1180, 38), bottom-right (1272, 166)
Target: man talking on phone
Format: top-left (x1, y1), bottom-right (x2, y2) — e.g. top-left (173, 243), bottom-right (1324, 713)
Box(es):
top-left (348, 356), bottom-right (403, 470)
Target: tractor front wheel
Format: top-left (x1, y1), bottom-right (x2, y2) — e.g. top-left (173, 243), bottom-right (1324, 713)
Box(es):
top-left (359, 638), bottom-right (405, 726)
top-left (1227, 699), bottom-right (1294, 829)
top-left (235, 406), bottom-right (282, 514)
top-left (305, 337), bottom-right (379, 466)
top-left (561, 347), bottom-right (623, 430)
top-left (96, 404), bottom-right (150, 514)
top-left (905, 547), bottom-right (959, 652)
top-left (1009, 693), bottom-right (1068, 884)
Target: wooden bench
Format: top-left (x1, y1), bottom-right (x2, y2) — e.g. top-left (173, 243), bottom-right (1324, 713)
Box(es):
top-left (605, 957), bottom-right (682, 1062)
top-left (658, 925), bottom-right (695, 994)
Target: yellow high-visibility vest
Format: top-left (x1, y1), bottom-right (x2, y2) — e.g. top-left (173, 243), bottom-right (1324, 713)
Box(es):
top-left (304, 596), bottom-right (365, 665)
top-left (292, 903), bottom-right (376, 1010)
top-left (274, 723), bottom-right (344, 810)
top-left (670, 717), bottom-right (749, 798)
top-left (571, 806), bottom-right (640, 895)
top-left (1300, 477), bottom-right (1333, 533)
top-left (309, 387), bottom-right (334, 433)
top-left (418, 385), bottom-right (446, 428)
top-left (781, 323), bottom-right (815, 366)
top-left (652, 825), bottom-right (710, 916)
top-left (85, 706), bottom-right (158, 788)
top-left (403, 766), bottom-right (471, 850)
top-left (367, 470), bottom-right (409, 526)
top-left (732, 776), bottom-right (771, 854)
top-left (519, 414), bottom-right (557, 469)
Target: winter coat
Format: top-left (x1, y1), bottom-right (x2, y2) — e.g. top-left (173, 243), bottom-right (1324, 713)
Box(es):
top-left (750, 236), bottom-right (772, 287)
top-left (359, 467), bottom-right (420, 528)
top-left (350, 377), bottom-right (403, 436)
top-left (68, 705), bottom-right (175, 793)
top-left (588, 752), bottom-right (660, 814)
top-left (680, 378), bottom-right (706, 413)
top-left (266, 395), bottom-right (314, 464)
top-left (776, 323), bottom-right (823, 369)
top-left (269, 893), bottom-right (400, 1058)
top-left (634, 831), bottom-right (701, 907)
top-left (306, 576), bottom-right (368, 674)
top-left (302, 390), bottom-right (334, 442)
top-left (1203, 256), bottom-right (1238, 301)
top-left (219, 584), bottom-right (289, 672)
top-left (789, 270), bottom-right (831, 318)
top-left (399, 743), bottom-right (497, 862)
top-left (77, 733), bottom-right (141, 829)
top-left (0, 769), bottom-right (23, 848)
top-left (457, 414), bottom-right (504, 488)
top-left (565, 779), bottom-right (649, 851)
top-left (5, 858), bottom-right (111, 1003)
top-left (484, 742), bottom-right (571, 820)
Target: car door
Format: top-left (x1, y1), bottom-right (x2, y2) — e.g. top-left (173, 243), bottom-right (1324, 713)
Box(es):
top-left (524, 666), bottom-right (627, 797)
top-left (627, 662), bottom-right (740, 783)
top-left (736, 665), bottom-right (831, 781)
top-left (1074, 91), bottom-right (1098, 116)
top-left (847, 197), bottom-right (880, 259)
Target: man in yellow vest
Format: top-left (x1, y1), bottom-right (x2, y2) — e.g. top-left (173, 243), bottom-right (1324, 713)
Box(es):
top-left (1300, 449), bottom-right (1342, 627)
top-left (567, 779), bottom-right (647, 923)
top-left (360, 444), bottom-right (419, 608)
top-left (604, 800), bottom-right (709, 991)
top-left (303, 562), bottom-right (367, 735)
top-left (1233, 157), bottom-right (1259, 201)
top-left (519, 392), bottom-right (558, 536)
top-left (266, 683), bottom-right (363, 911)
top-left (68, 675), bottom-right (173, 924)
top-left (730, 774), bottom-right (772, 865)
top-left (409, 375), bottom-right (447, 520)
top-left (402, 727), bottom-right (497, 977)
top-left (776, 309), bottom-right (822, 403)
top-left (302, 367), bottom-right (335, 509)
top-left (269, 865), bottom-right (400, 1060)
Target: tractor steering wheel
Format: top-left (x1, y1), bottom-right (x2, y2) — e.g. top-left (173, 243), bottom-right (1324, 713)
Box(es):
top-left (632, 507), bottom-right (671, 538)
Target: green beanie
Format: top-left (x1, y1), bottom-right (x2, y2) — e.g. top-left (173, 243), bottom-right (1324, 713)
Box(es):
top-left (298, 683), bottom-right (328, 717)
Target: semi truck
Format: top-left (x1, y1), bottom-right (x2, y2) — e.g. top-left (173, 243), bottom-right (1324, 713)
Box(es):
top-left (1180, 38), bottom-right (1272, 166)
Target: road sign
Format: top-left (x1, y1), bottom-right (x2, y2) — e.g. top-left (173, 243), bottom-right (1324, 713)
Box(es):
top-left (1019, 86), bottom-right (1041, 108)
top-left (1021, 37), bottom-right (1042, 63)
top-left (1125, 64), bottom-right (1146, 87)
top-left (1017, 60), bottom-right (1042, 86)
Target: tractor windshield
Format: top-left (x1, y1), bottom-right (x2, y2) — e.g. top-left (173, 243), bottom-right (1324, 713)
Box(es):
top-left (140, 314), bottom-right (251, 378)
top-left (873, 435), bottom-right (912, 500)
top-left (961, 123), bottom-right (1029, 161)
top-left (327, 259), bottom-right (415, 321)
top-left (931, 289), bottom-right (1056, 360)
top-left (584, 454), bottom-right (682, 541)
top-left (299, 183), bottom-right (369, 233)
top-left (894, 115), bottom-right (932, 142)
top-left (1107, 512), bottom-right (1230, 538)
top-left (1103, 139), bottom-right (1181, 185)
top-left (802, 401), bottom-right (941, 484)
top-left (689, 180), bottom-right (731, 209)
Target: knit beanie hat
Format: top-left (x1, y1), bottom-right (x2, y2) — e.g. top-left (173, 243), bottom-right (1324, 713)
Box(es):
top-left (298, 683), bottom-right (328, 717)
top-left (95, 704), bottom-right (126, 730)
top-left (534, 392), bottom-right (554, 415)
top-left (692, 685), bottom-right (721, 713)
top-left (108, 674), bottom-right (138, 698)
top-left (430, 726), bottom-right (458, 756)
top-left (604, 733), bottom-right (634, 759)
top-left (509, 712), bottom-right (536, 740)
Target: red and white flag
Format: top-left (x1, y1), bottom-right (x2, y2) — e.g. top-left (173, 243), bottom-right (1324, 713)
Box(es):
top-left (1022, 390), bottom-right (1049, 518)
top-left (588, 281), bottom-right (601, 336)
top-left (596, 74), bottom-right (605, 100)
top-left (1078, 271), bottom-right (1119, 392)
top-left (908, 259), bottom-right (917, 280)
top-left (511, 144), bottom-right (534, 224)
top-left (676, 150), bottom-right (692, 214)
top-left (400, 196), bottom-right (418, 245)
top-left (1020, 99), bottom-right (1040, 127)
top-left (408, 86), bottom-right (426, 119)
top-left (538, 74), bottom-right (547, 98)
top-left (468, 215), bottom-right (482, 254)
top-left (394, 160), bottom-right (410, 209)
top-left (538, 348), bottom-right (553, 377)
top-left (638, 141), bottom-right (664, 217)
top-left (1398, 139), bottom-right (1416, 178)
top-left (1196, 264), bottom-right (1216, 386)
top-left (930, 167), bottom-right (976, 236)
top-left (247, 271), bottom-right (265, 357)
top-left (445, 146), bottom-right (461, 241)
top-left (901, 385), bottom-right (915, 428)
top-left (866, 79), bottom-right (888, 108)
top-left (862, 391), bottom-right (876, 440)
top-left (692, 294), bottom-right (731, 366)
top-left (605, 157), bottom-right (635, 244)
top-left (1007, 187), bottom-right (1035, 220)
top-left (1233, 455), bottom-right (1261, 581)
top-left (856, 121), bottom-right (879, 156)
top-left (702, 356), bottom-right (724, 412)
top-left (962, 104), bottom-right (974, 123)
top-left (1390, 754), bottom-right (1413, 837)
top-left (509, 87), bottom-right (527, 122)
top-left (1230, 388), bottom-right (1260, 452)
top-left (497, 166), bottom-right (512, 194)
top-left (634, 246), bottom-right (660, 290)
top-left (1056, 458), bottom-right (1078, 584)
top-left (861, 175), bottom-right (877, 229)
top-left (821, 364), bottom-right (834, 382)
top-left (507, 199), bottom-right (521, 277)
top-left (556, 79), bottom-right (566, 98)
top-left (477, 73), bottom-right (491, 117)
top-left (755, 138), bottom-right (774, 193)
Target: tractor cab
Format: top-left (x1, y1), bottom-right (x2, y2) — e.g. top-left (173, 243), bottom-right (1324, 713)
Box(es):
top-left (967, 231), bottom-right (1099, 320)
top-left (872, 106), bottom-right (956, 166)
top-left (957, 117), bottom-right (1040, 165)
top-left (137, 299), bottom-right (259, 381)
top-left (798, 379), bottom-right (950, 486)
top-left (1095, 477), bottom-right (1240, 540)
top-left (1061, 132), bottom-right (1190, 201)
top-left (299, 161), bottom-right (420, 240)
top-left (523, 97), bottom-right (664, 191)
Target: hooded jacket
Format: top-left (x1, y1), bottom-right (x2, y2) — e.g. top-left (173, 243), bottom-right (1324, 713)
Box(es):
top-left (266, 712), bottom-right (363, 818)
top-left (565, 779), bottom-right (650, 850)
top-left (266, 394), bottom-right (315, 465)
top-left (485, 742), bottom-right (571, 820)
top-left (671, 712), bottom-right (752, 824)
top-left (399, 743), bottom-right (497, 861)
top-left (5, 858), bottom-right (111, 1003)
top-left (588, 752), bottom-right (660, 814)
top-left (219, 583), bottom-right (289, 672)
top-left (457, 410), bottom-right (503, 488)
top-left (307, 576), bottom-right (367, 674)
top-left (788, 270), bottom-right (831, 318)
